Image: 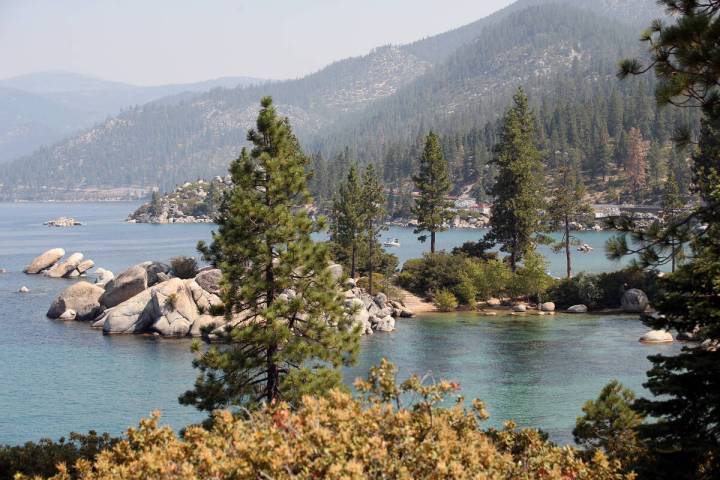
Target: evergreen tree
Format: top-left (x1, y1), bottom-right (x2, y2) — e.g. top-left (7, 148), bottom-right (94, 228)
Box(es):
top-left (361, 164), bottom-right (387, 295)
top-left (149, 190), bottom-right (162, 216)
top-left (612, 3), bottom-right (720, 477)
top-left (484, 88), bottom-right (546, 271)
top-left (412, 132), bottom-right (453, 253)
top-left (181, 97), bottom-right (358, 413)
top-left (330, 164), bottom-right (363, 278)
top-left (625, 127), bottom-right (648, 202)
top-left (548, 157), bottom-right (592, 278)
top-left (660, 170), bottom-right (685, 272)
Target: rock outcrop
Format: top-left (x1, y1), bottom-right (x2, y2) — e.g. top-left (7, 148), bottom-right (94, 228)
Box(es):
top-left (24, 248), bottom-right (101, 279)
top-left (621, 289), bottom-right (649, 313)
top-left (100, 265), bottom-right (148, 308)
top-left (95, 268), bottom-right (114, 287)
top-left (24, 248), bottom-right (65, 274)
top-left (47, 281), bottom-right (105, 321)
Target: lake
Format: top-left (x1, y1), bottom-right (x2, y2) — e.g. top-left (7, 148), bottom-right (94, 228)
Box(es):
top-left (0, 202), bottom-right (679, 445)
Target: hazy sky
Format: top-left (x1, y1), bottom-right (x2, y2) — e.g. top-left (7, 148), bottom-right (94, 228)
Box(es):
top-left (1, 0), bottom-right (515, 86)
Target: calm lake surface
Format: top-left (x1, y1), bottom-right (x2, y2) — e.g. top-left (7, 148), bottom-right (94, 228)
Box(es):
top-left (0, 202), bottom-right (680, 445)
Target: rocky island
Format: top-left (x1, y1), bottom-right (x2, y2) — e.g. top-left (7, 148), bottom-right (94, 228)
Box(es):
top-left (127, 177), bottom-right (230, 224)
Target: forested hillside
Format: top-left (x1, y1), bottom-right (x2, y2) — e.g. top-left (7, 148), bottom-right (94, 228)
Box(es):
top-left (0, 0), bottom-right (682, 201)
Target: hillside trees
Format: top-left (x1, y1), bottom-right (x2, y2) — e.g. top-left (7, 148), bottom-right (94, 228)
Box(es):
top-left (182, 97), bottom-right (358, 413)
top-left (484, 88), bottom-right (546, 272)
top-left (412, 132), bottom-right (453, 253)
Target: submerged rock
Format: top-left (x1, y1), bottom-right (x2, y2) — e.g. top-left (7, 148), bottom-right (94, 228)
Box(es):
top-left (18, 286), bottom-right (30, 293)
top-left (24, 248), bottom-right (65, 274)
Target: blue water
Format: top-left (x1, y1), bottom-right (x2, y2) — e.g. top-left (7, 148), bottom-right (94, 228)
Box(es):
top-left (0, 203), bottom-right (677, 445)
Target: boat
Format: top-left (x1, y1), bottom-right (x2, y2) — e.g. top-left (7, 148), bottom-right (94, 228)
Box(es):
top-left (577, 243), bottom-right (594, 253)
top-left (383, 238), bottom-right (400, 247)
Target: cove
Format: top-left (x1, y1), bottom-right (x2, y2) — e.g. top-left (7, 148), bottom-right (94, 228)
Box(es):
top-left (0, 203), bottom-right (678, 445)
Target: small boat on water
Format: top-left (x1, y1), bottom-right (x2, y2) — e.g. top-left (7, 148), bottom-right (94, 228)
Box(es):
top-left (383, 238), bottom-right (401, 247)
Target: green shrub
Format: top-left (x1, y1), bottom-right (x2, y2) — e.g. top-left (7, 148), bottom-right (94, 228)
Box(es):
top-left (0, 431), bottom-right (117, 480)
top-left (397, 253), bottom-right (467, 298)
top-left (433, 289), bottom-right (459, 312)
top-left (547, 267), bottom-right (660, 310)
top-left (508, 252), bottom-right (554, 299)
top-left (454, 276), bottom-right (477, 309)
top-left (170, 256), bottom-right (198, 279)
top-left (462, 258), bottom-right (513, 301)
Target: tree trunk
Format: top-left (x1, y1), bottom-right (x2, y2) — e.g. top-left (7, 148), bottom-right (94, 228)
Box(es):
top-left (350, 240), bottom-right (357, 278)
top-left (431, 231), bottom-right (436, 254)
top-left (368, 228), bottom-right (374, 295)
top-left (565, 217), bottom-right (572, 279)
top-left (671, 239), bottom-right (676, 273)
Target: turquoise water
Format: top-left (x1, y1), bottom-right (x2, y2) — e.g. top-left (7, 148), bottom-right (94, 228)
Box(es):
top-left (0, 203), bottom-right (676, 445)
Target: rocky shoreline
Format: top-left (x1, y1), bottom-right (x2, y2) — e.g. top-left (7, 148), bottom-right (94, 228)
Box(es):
top-left (35, 251), bottom-right (414, 338)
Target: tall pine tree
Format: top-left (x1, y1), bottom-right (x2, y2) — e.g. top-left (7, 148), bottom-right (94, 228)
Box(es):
top-left (330, 164), bottom-right (363, 278)
top-left (412, 132), bottom-right (453, 253)
top-left (361, 164), bottom-right (386, 295)
top-left (484, 88), bottom-right (546, 271)
top-left (181, 97), bottom-right (358, 413)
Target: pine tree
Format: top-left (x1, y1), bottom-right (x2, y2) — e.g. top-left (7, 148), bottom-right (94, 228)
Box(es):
top-left (330, 164), bottom-right (363, 278)
top-left (412, 132), bottom-right (453, 253)
top-left (181, 97), bottom-right (359, 413)
top-left (149, 190), bottom-right (162, 216)
top-left (361, 164), bottom-right (386, 295)
top-left (613, 3), bottom-right (720, 477)
top-left (660, 170), bottom-right (685, 272)
top-left (625, 127), bottom-right (648, 202)
top-left (548, 157), bottom-right (592, 278)
top-left (484, 88), bottom-right (546, 272)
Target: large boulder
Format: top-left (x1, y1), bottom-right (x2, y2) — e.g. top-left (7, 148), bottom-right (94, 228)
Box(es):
top-left (140, 261), bottom-right (171, 286)
top-left (374, 316), bottom-right (395, 332)
top-left (512, 304), bottom-right (527, 313)
top-left (540, 302), bottom-right (556, 312)
top-left (94, 268), bottom-right (114, 287)
top-left (45, 252), bottom-right (83, 278)
top-left (621, 289), bottom-right (649, 313)
top-left (185, 279), bottom-right (222, 313)
top-left (100, 265), bottom-right (148, 308)
top-left (189, 315), bottom-right (224, 337)
top-left (76, 259), bottom-right (95, 275)
top-left (195, 268), bottom-right (222, 295)
top-left (639, 330), bottom-right (673, 344)
top-left (150, 278), bottom-right (199, 336)
top-left (567, 304), bottom-right (588, 314)
top-left (346, 297), bottom-right (372, 335)
top-left (24, 248), bottom-right (65, 274)
top-left (101, 288), bottom-right (154, 334)
top-left (327, 263), bottom-right (344, 283)
top-left (47, 281), bottom-right (104, 321)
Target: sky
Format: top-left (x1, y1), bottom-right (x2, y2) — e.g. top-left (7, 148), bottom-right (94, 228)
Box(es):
top-left (0, 0), bottom-right (515, 86)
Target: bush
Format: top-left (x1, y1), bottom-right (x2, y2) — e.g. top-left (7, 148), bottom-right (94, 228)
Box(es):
top-left (21, 361), bottom-right (631, 480)
top-left (0, 431), bottom-right (117, 480)
top-left (433, 289), bottom-right (459, 312)
top-left (547, 267), bottom-right (660, 310)
top-left (397, 253), bottom-right (467, 298)
top-left (462, 258), bottom-right (513, 301)
top-left (170, 256), bottom-right (198, 279)
top-left (508, 252), bottom-right (554, 299)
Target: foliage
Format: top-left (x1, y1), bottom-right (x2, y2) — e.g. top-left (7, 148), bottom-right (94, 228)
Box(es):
top-left (397, 253), bottom-right (467, 298)
top-left (574, 381), bottom-right (646, 471)
top-left (433, 289), bottom-right (459, 312)
top-left (25, 360), bottom-right (631, 480)
top-left (412, 131), bottom-right (453, 253)
top-left (184, 97), bottom-right (359, 413)
top-left (451, 239), bottom-right (498, 260)
top-left (0, 431), bottom-right (116, 480)
top-left (547, 268), bottom-right (659, 310)
top-left (360, 164), bottom-right (387, 295)
top-left (169, 256), bottom-right (198, 279)
top-left (484, 88), bottom-right (547, 271)
top-left (612, 4), bottom-right (720, 478)
top-left (330, 164), bottom-right (364, 277)
top-left (508, 251), bottom-right (554, 299)
top-left (548, 157), bottom-right (593, 278)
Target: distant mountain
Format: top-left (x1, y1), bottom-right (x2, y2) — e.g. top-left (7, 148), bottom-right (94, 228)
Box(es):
top-left (0, 72), bottom-right (265, 163)
top-left (0, 0), bottom-right (666, 200)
